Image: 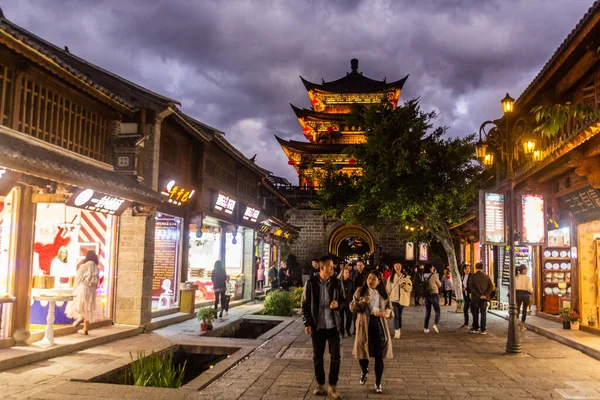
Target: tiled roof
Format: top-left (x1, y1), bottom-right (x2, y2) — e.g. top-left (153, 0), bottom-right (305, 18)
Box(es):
top-left (301, 59), bottom-right (408, 94)
top-left (0, 127), bottom-right (164, 205)
top-left (290, 104), bottom-right (350, 122)
top-left (0, 16), bottom-right (179, 110)
top-left (275, 136), bottom-right (349, 154)
top-left (516, 1), bottom-right (600, 106)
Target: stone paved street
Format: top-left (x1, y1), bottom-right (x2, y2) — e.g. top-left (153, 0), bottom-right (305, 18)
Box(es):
top-left (1, 304), bottom-right (600, 399)
top-left (203, 305), bottom-right (600, 400)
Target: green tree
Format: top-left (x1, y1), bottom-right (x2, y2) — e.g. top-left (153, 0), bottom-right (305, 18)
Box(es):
top-left (314, 99), bottom-right (484, 300)
top-left (531, 102), bottom-right (600, 138)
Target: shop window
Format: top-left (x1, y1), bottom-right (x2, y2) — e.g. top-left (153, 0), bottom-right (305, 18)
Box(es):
top-left (0, 190), bottom-right (17, 338)
top-left (30, 204), bottom-right (115, 330)
top-left (188, 220), bottom-right (222, 304)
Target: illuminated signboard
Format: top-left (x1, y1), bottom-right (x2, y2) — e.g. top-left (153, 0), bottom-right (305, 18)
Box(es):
top-left (405, 242), bottom-right (415, 261)
top-left (418, 243), bottom-right (428, 261)
top-left (161, 180), bottom-right (195, 206)
top-left (481, 191), bottom-right (506, 245)
top-left (214, 193), bottom-right (236, 215)
top-left (243, 207), bottom-right (261, 222)
top-left (0, 168), bottom-right (21, 196)
top-left (66, 188), bottom-right (131, 215)
top-left (521, 193), bottom-right (546, 245)
top-left (259, 224), bottom-right (271, 234)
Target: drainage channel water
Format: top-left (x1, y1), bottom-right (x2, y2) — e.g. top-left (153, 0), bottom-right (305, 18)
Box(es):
top-left (89, 345), bottom-right (238, 387)
top-left (204, 318), bottom-right (281, 339)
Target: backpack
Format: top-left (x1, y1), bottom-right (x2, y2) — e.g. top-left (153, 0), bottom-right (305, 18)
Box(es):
top-left (420, 273), bottom-right (432, 296)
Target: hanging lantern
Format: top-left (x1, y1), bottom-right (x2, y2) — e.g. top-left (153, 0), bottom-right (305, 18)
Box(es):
top-left (311, 99), bottom-right (319, 105)
top-left (288, 160), bottom-right (297, 165)
top-left (327, 126), bottom-right (334, 133)
top-left (348, 158), bottom-right (357, 166)
top-left (483, 153), bottom-right (494, 167)
top-left (532, 149), bottom-right (543, 162)
top-left (522, 139), bottom-right (536, 155)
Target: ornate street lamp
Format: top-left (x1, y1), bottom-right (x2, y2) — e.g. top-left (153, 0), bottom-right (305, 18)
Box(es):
top-left (501, 93), bottom-right (515, 114)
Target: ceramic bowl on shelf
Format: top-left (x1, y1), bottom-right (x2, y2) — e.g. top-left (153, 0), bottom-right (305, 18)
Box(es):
top-left (551, 251), bottom-right (559, 257)
top-left (552, 287), bottom-right (561, 294)
top-left (545, 262), bottom-right (553, 269)
top-left (560, 263), bottom-right (568, 270)
top-left (559, 251), bottom-right (567, 257)
top-left (544, 287), bottom-right (553, 295)
top-left (543, 250), bottom-right (551, 257)
top-left (567, 287), bottom-right (571, 293)
top-left (560, 288), bottom-right (567, 294)
top-left (553, 263), bottom-right (560, 270)
top-left (567, 251), bottom-right (571, 258)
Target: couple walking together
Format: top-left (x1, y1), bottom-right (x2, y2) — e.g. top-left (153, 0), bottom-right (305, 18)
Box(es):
top-left (302, 257), bottom-right (409, 398)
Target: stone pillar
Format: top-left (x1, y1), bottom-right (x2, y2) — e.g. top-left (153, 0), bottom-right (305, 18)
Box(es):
top-left (242, 228), bottom-right (255, 300)
top-left (12, 186), bottom-right (35, 345)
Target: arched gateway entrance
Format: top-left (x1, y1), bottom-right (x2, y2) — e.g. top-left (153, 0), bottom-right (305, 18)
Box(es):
top-left (328, 224), bottom-right (375, 260)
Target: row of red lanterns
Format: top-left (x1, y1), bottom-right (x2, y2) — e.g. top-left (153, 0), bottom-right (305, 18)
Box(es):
top-left (288, 158), bottom-right (356, 166)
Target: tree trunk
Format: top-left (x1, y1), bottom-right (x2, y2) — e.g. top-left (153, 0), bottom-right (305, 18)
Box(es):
top-left (433, 225), bottom-right (463, 305)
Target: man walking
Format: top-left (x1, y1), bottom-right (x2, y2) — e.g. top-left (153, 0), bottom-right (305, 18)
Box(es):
top-left (353, 260), bottom-right (366, 289)
top-left (468, 262), bottom-right (493, 335)
top-left (302, 255), bottom-right (344, 399)
top-left (423, 264), bottom-right (442, 333)
top-left (413, 264), bottom-right (426, 306)
top-left (309, 258), bottom-right (320, 279)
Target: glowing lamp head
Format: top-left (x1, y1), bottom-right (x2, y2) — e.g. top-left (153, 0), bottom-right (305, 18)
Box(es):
top-left (532, 149), bottom-right (543, 162)
top-left (475, 142), bottom-right (488, 159)
top-left (523, 139), bottom-right (536, 155)
top-left (501, 93), bottom-right (515, 114)
top-left (483, 153), bottom-right (494, 167)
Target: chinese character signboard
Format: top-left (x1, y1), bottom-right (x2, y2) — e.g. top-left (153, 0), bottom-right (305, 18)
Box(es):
top-left (480, 191), bottom-right (506, 245)
top-left (161, 180), bottom-right (195, 206)
top-left (405, 242), bottom-right (414, 261)
top-left (66, 188), bottom-right (130, 215)
top-left (243, 207), bottom-right (261, 222)
top-left (520, 193), bottom-right (546, 245)
top-left (214, 193), bottom-right (236, 215)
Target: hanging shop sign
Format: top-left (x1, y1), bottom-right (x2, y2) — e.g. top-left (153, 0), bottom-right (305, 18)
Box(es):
top-left (559, 185), bottom-right (600, 223)
top-left (259, 224), bottom-right (271, 234)
top-left (66, 188), bottom-right (130, 215)
top-left (0, 168), bottom-right (21, 196)
top-left (520, 193), bottom-right (546, 245)
top-left (405, 242), bottom-right (415, 261)
top-left (243, 206), bottom-right (261, 222)
top-left (214, 193), bottom-right (236, 215)
top-left (480, 191), bottom-right (506, 245)
top-left (161, 180), bottom-right (195, 206)
top-left (418, 243), bottom-right (428, 261)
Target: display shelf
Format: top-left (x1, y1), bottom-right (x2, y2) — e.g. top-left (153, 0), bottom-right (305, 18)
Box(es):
top-left (543, 257), bottom-right (571, 261)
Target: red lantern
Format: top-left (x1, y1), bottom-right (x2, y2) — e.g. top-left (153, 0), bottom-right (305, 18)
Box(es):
top-left (348, 158), bottom-right (357, 166)
top-left (327, 126), bottom-right (334, 133)
top-left (311, 99), bottom-right (319, 105)
top-left (302, 126), bottom-right (311, 133)
top-left (288, 160), bottom-right (297, 165)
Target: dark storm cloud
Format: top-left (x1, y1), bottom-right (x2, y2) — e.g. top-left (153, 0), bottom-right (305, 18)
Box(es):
top-left (2, 0), bottom-right (594, 181)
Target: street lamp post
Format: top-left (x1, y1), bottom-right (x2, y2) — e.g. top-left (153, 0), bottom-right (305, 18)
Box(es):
top-left (477, 93), bottom-right (535, 355)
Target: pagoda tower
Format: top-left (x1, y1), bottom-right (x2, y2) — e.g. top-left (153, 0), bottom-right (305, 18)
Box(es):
top-left (276, 59), bottom-right (408, 186)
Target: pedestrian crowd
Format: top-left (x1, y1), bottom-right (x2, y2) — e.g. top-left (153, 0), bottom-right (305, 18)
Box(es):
top-left (300, 256), bottom-right (520, 398)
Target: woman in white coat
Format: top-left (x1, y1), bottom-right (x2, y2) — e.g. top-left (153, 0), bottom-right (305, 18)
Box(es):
top-left (386, 263), bottom-right (412, 339)
top-left (68, 250), bottom-right (99, 335)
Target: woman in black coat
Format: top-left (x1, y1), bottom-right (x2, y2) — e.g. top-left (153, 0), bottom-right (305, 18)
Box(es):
top-left (211, 260), bottom-right (227, 318)
top-left (339, 268), bottom-right (355, 337)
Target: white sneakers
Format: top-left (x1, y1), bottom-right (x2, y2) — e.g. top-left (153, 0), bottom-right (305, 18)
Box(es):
top-left (394, 329), bottom-right (401, 339)
top-left (424, 328), bottom-right (430, 333)
top-left (432, 324), bottom-right (439, 333)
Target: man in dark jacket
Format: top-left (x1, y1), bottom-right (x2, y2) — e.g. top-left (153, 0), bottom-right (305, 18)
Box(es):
top-left (413, 264), bottom-right (426, 306)
top-left (302, 255), bottom-right (344, 399)
top-left (268, 263), bottom-right (279, 290)
top-left (309, 258), bottom-right (320, 279)
top-left (468, 262), bottom-right (493, 335)
top-left (353, 260), bottom-right (366, 289)
top-left (279, 261), bottom-right (290, 291)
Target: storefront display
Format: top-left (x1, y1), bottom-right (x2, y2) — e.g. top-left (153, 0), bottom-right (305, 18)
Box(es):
top-left (30, 203), bottom-right (115, 329)
top-left (0, 190), bottom-right (17, 338)
top-left (576, 221), bottom-right (599, 327)
top-left (542, 228), bottom-right (571, 314)
top-left (502, 246), bottom-right (532, 286)
top-left (225, 229), bottom-right (245, 298)
top-left (188, 218), bottom-right (222, 303)
top-left (153, 213), bottom-right (182, 310)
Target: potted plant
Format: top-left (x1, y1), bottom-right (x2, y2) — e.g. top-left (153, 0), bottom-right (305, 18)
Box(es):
top-left (569, 310), bottom-right (581, 330)
top-left (197, 307), bottom-right (215, 331)
top-left (559, 307), bottom-right (571, 330)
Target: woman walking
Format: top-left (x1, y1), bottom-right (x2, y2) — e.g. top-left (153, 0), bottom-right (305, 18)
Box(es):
top-left (515, 265), bottom-right (533, 331)
top-left (68, 250), bottom-right (99, 335)
top-left (256, 260), bottom-right (265, 291)
top-left (211, 260), bottom-right (227, 318)
top-left (386, 263), bottom-right (412, 339)
top-left (339, 268), bottom-right (355, 337)
top-left (351, 270), bottom-right (393, 394)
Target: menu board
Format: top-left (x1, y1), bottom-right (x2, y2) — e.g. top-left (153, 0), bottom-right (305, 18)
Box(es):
top-left (559, 185), bottom-right (600, 222)
top-left (521, 194), bottom-right (546, 245)
top-left (483, 192), bottom-right (506, 244)
top-left (152, 217), bottom-right (180, 298)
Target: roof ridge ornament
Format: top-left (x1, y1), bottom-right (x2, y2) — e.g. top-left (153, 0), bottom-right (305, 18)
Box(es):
top-left (350, 58), bottom-right (359, 72)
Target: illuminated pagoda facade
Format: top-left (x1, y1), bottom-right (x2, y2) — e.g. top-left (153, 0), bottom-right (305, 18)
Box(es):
top-left (277, 59), bottom-right (408, 186)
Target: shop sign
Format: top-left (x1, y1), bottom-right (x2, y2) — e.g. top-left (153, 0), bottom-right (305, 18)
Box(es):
top-left (214, 193), bottom-right (236, 215)
top-left (559, 185), bottom-right (600, 223)
top-left (0, 168), bottom-right (21, 196)
top-left (259, 224), bottom-right (270, 234)
top-left (418, 243), bottom-right (428, 261)
top-left (66, 188), bottom-right (130, 215)
top-left (243, 207), bottom-right (261, 222)
top-left (161, 180), bottom-right (195, 206)
top-left (152, 216), bottom-right (180, 298)
top-left (405, 242), bottom-right (415, 261)
top-left (520, 193), bottom-right (546, 245)
top-left (480, 191), bottom-right (506, 245)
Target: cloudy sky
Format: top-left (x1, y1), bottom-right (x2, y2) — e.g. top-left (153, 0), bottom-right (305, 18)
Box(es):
top-left (3, 0), bottom-right (594, 182)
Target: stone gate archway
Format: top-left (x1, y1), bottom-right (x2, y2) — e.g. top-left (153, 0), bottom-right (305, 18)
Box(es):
top-left (327, 223), bottom-right (375, 259)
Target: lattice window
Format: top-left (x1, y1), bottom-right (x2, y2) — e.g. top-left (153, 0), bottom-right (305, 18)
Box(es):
top-left (226, 171), bottom-right (236, 188)
top-left (582, 81), bottom-right (595, 108)
top-left (17, 76), bottom-right (110, 162)
top-left (205, 159), bottom-right (217, 177)
top-left (160, 134), bottom-right (177, 166)
top-left (0, 63), bottom-right (13, 126)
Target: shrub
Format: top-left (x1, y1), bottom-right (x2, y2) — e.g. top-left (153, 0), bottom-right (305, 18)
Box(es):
top-left (559, 307), bottom-right (572, 321)
top-left (289, 286), bottom-right (304, 308)
top-left (197, 307), bottom-right (215, 323)
top-left (263, 290), bottom-right (294, 316)
top-left (569, 311), bottom-right (580, 322)
top-left (129, 350), bottom-right (186, 388)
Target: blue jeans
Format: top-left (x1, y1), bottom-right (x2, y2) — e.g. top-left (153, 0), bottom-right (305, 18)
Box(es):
top-left (424, 294), bottom-right (440, 329)
top-left (392, 302), bottom-right (404, 330)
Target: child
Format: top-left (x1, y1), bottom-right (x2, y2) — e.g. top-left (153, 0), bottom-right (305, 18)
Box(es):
top-left (222, 276), bottom-right (235, 318)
